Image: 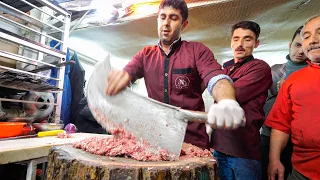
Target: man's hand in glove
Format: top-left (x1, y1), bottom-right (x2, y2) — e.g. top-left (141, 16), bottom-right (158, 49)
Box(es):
top-left (206, 99), bottom-right (245, 135)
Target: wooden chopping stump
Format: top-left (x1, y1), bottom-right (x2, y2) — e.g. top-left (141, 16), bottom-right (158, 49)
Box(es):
top-left (46, 145), bottom-right (218, 180)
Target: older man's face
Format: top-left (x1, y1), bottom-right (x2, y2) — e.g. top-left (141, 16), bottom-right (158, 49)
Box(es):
top-left (302, 16), bottom-right (320, 63)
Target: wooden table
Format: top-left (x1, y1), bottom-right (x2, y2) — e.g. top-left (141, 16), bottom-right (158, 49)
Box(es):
top-left (0, 133), bottom-right (111, 180)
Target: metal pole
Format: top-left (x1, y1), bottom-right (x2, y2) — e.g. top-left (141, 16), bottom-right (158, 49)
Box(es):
top-left (53, 9), bottom-right (91, 49)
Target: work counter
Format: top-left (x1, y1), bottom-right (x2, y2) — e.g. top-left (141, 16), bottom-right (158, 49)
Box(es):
top-left (0, 133), bottom-right (110, 180)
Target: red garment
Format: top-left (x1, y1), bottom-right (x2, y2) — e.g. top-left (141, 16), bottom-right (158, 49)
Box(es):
top-left (123, 39), bottom-right (223, 149)
top-left (265, 61), bottom-right (320, 179)
top-left (213, 56), bottom-right (272, 160)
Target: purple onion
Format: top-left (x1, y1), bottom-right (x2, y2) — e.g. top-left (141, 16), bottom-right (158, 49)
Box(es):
top-left (64, 123), bottom-right (77, 133)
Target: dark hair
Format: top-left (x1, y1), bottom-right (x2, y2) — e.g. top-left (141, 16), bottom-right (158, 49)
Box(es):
top-left (231, 21), bottom-right (260, 40)
top-left (159, 0), bottom-right (188, 23)
top-left (291, 26), bottom-right (303, 42)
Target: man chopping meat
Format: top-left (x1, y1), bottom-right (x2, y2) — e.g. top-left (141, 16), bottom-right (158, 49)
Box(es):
top-left (105, 0), bottom-right (245, 150)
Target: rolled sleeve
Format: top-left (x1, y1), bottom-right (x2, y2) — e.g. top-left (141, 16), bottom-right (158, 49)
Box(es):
top-left (207, 74), bottom-right (233, 95)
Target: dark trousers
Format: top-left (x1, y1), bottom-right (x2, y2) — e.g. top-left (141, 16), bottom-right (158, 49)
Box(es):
top-left (287, 168), bottom-right (310, 180)
top-left (261, 134), bottom-right (293, 180)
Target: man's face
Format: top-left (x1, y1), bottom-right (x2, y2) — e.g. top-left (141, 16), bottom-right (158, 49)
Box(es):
top-left (157, 6), bottom-right (188, 46)
top-left (231, 28), bottom-right (259, 62)
top-left (289, 34), bottom-right (307, 63)
top-left (302, 16), bottom-right (320, 63)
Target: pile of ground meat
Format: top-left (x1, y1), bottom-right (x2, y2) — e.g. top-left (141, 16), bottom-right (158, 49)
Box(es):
top-left (73, 127), bottom-right (212, 161)
top-left (73, 127), bottom-right (170, 161)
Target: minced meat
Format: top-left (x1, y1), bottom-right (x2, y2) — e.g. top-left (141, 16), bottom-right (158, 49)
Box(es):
top-left (73, 127), bottom-right (212, 161)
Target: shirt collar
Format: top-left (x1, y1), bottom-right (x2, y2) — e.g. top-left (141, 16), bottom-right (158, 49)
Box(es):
top-left (158, 38), bottom-right (182, 56)
top-left (223, 55), bottom-right (254, 68)
top-left (286, 54), bottom-right (308, 65)
top-left (307, 60), bottom-right (320, 67)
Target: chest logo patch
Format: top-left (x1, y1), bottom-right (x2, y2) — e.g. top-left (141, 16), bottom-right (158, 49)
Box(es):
top-left (175, 76), bottom-right (190, 89)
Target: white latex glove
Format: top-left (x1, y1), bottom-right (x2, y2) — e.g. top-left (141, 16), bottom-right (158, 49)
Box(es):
top-left (206, 99), bottom-right (245, 135)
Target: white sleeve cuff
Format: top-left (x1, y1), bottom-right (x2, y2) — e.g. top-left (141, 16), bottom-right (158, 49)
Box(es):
top-left (207, 74), bottom-right (233, 95)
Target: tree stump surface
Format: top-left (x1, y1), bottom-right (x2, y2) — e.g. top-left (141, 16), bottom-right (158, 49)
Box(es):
top-left (46, 145), bottom-right (218, 180)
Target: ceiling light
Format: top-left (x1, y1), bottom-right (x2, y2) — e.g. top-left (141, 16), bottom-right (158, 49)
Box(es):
top-left (122, 0), bottom-right (161, 17)
top-left (92, 0), bottom-right (119, 21)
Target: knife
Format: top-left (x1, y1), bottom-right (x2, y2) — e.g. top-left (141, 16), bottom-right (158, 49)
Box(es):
top-left (0, 130), bottom-right (65, 141)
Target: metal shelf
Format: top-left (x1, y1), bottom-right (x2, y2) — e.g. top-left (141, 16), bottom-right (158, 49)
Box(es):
top-left (0, 50), bottom-right (58, 68)
top-left (33, 0), bottom-right (71, 17)
top-left (0, 84), bottom-right (62, 93)
top-left (0, 14), bottom-right (64, 44)
top-left (0, 65), bottom-right (60, 81)
top-left (0, 1), bottom-right (64, 33)
top-left (0, 28), bottom-right (66, 59)
top-left (20, 0), bottom-right (66, 24)
top-left (0, 98), bottom-right (57, 106)
top-left (0, 0), bottom-right (71, 122)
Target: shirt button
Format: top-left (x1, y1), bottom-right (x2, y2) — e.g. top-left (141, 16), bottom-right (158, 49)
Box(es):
top-left (165, 73), bottom-right (168, 76)
top-left (164, 89), bottom-right (167, 92)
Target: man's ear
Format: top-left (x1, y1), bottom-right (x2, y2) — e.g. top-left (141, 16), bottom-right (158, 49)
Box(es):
top-left (181, 20), bottom-right (189, 31)
top-left (289, 41), bottom-right (292, 49)
top-left (255, 40), bottom-right (260, 48)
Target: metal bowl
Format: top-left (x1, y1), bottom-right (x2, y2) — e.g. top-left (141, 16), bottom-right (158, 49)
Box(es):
top-left (32, 123), bottom-right (64, 132)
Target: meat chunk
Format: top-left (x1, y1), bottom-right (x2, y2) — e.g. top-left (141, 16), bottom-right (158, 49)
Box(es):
top-left (180, 143), bottom-right (212, 158)
top-left (56, 132), bottom-right (73, 139)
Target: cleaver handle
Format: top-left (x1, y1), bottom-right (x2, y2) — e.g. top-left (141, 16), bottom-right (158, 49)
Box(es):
top-left (179, 109), bottom-right (208, 123)
top-left (180, 109), bottom-right (246, 127)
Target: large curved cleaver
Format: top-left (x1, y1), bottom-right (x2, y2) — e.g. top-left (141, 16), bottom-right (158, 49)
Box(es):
top-left (87, 55), bottom-right (208, 160)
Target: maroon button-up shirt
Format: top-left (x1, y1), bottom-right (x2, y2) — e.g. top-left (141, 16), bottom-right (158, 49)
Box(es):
top-left (123, 39), bottom-right (223, 149)
top-left (213, 56), bottom-right (272, 160)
